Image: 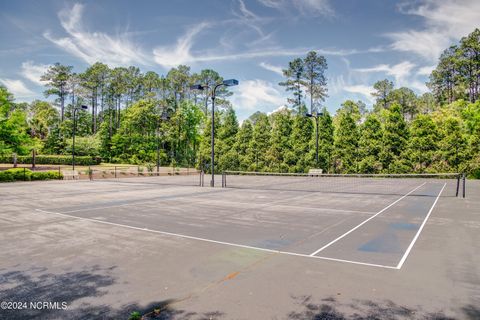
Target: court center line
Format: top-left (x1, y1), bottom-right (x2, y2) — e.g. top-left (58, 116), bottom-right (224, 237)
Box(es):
top-left (34, 208), bottom-right (397, 269)
top-left (308, 182), bottom-right (426, 257)
top-left (396, 183), bottom-right (446, 269)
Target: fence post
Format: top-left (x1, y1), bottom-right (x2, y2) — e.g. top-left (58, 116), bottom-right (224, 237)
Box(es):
top-left (456, 174), bottom-right (460, 197)
top-left (462, 173), bottom-right (466, 198)
top-left (115, 166), bottom-right (117, 179)
top-left (138, 166), bottom-right (140, 176)
top-left (89, 165), bottom-right (92, 181)
top-left (23, 167), bottom-right (26, 181)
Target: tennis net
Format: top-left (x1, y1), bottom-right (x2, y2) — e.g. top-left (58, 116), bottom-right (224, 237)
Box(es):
top-left (222, 171), bottom-right (465, 197)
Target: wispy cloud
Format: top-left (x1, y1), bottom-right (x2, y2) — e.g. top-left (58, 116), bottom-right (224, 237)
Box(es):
top-left (21, 61), bottom-right (49, 86)
top-left (353, 61), bottom-right (416, 87)
top-left (258, 0), bottom-right (334, 17)
top-left (230, 79), bottom-right (285, 115)
top-left (343, 85), bottom-right (374, 103)
top-left (416, 65), bottom-right (435, 76)
top-left (259, 62), bottom-right (283, 75)
top-left (388, 0), bottom-right (480, 61)
top-left (153, 22), bottom-right (210, 68)
top-left (44, 3), bottom-right (148, 66)
top-left (0, 78), bottom-right (35, 99)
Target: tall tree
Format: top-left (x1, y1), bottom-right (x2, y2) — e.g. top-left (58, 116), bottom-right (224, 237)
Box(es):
top-left (317, 109), bottom-right (334, 173)
top-left (248, 112), bottom-right (271, 171)
top-left (408, 114), bottom-right (439, 172)
top-left (333, 112), bottom-right (359, 173)
top-left (267, 107), bottom-right (293, 172)
top-left (280, 58), bottom-right (304, 111)
top-left (380, 103), bottom-right (409, 172)
top-left (302, 51), bottom-right (328, 114)
top-left (358, 114), bottom-right (383, 173)
top-left (289, 105), bottom-right (314, 172)
top-left (372, 79), bottom-right (394, 112)
top-left (234, 120), bottom-right (254, 171)
top-left (41, 63), bottom-right (73, 121)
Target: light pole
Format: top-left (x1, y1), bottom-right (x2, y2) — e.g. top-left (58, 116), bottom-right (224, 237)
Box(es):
top-left (191, 79), bottom-right (238, 187)
top-left (305, 111), bottom-right (323, 168)
top-left (72, 105), bottom-right (88, 171)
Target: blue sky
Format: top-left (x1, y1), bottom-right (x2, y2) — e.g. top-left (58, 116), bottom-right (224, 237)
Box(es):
top-left (1, 0), bottom-right (479, 120)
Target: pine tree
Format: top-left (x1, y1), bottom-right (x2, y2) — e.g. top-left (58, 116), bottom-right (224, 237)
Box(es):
top-left (289, 105), bottom-right (314, 172)
top-left (358, 114), bottom-right (383, 173)
top-left (380, 103), bottom-right (409, 172)
top-left (234, 120), bottom-right (254, 171)
top-left (41, 63), bottom-right (73, 122)
top-left (333, 112), bottom-right (358, 173)
top-left (217, 107), bottom-right (239, 171)
top-left (248, 113), bottom-right (271, 171)
top-left (317, 109), bottom-right (334, 173)
top-left (408, 114), bottom-right (439, 172)
top-left (302, 51), bottom-right (328, 113)
top-left (279, 58), bottom-right (304, 111)
top-left (267, 108), bottom-right (292, 172)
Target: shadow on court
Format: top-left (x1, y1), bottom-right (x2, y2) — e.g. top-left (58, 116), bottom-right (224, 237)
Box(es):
top-left (287, 296), bottom-right (480, 320)
top-left (0, 266), bottom-right (223, 320)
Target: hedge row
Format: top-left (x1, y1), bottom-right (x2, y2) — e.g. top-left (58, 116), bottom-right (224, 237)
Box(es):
top-left (0, 168), bottom-right (63, 182)
top-left (0, 155), bottom-right (101, 165)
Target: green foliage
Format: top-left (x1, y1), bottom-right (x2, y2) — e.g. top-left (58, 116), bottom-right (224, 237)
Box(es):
top-left (289, 107), bottom-right (314, 172)
top-left (0, 168), bottom-right (62, 182)
top-left (380, 103), bottom-right (409, 172)
top-left (0, 154), bottom-right (99, 165)
top-left (128, 311), bottom-right (142, 320)
top-left (358, 114), bottom-right (383, 173)
top-left (64, 135), bottom-right (101, 156)
top-left (333, 111), bottom-right (359, 173)
top-left (248, 113), bottom-right (271, 171)
top-left (408, 114), bottom-right (439, 172)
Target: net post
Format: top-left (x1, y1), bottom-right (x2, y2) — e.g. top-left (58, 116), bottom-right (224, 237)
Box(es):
top-left (222, 172), bottom-right (225, 188)
top-left (462, 173), bottom-right (466, 198)
top-left (115, 166), bottom-right (117, 179)
top-left (456, 174), bottom-right (460, 197)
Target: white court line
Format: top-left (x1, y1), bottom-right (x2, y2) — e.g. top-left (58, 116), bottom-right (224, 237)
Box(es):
top-left (396, 183), bottom-right (446, 269)
top-left (34, 208), bottom-right (397, 269)
top-left (308, 182), bottom-right (426, 257)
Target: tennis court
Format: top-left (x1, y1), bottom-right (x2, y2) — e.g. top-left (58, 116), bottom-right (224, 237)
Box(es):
top-left (1, 172), bottom-right (479, 319)
top-left (33, 172), bottom-right (463, 269)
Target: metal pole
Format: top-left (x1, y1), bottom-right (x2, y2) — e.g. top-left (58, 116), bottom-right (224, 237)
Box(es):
top-left (463, 173), bottom-right (466, 198)
top-left (211, 95), bottom-right (215, 187)
top-left (72, 108), bottom-right (76, 171)
top-left (315, 116), bottom-right (319, 166)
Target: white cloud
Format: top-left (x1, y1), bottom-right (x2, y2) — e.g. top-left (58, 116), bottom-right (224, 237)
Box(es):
top-left (417, 65), bottom-right (435, 76)
top-left (0, 78), bottom-right (35, 98)
top-left (153, 22), bottom-right (210, 68)
top-left (353, 61), bottom-right (416, 87)
top-left (388, 0), bottom-right (480, 61)
top-left (21, 61), bottom-right (49, 86)
top-left (44, 3), bottom-right (148, 66)
top-left (343, 85), bottom-right (375, 103)
top-left (259, 62), bottom-right (283, 75)
top-left (230, 79), bottom-right (285, 113)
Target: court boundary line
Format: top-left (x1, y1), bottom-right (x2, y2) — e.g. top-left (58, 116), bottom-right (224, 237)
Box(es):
top-left (396, 183), bottom-right (446, 269)
top-left (34, 208), bottom-right (397, 270)
top-left (309, 182), bottom-right (426, 257)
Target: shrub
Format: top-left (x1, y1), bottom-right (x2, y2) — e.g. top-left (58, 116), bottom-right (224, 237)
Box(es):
top-left (0, 155), bottom-right (101, 165)
top-left (128, 311), bottom-right (141, 320)
top-left (0, 168), bottom-right (62, 182)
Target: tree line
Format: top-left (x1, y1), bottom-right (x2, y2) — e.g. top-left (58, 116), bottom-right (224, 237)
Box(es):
top-left (1, 29), bottom-right (479, 177)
